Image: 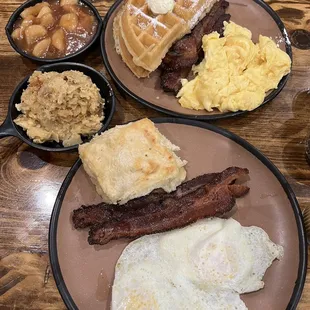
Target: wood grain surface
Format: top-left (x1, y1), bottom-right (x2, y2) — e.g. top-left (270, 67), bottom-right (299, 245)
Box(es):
top-left (0, 0), bottom-right (309, 309)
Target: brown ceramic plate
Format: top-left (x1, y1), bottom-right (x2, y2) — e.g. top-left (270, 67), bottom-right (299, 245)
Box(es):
top-left (100, 0), bottom-right (292, 120)
top-left (49, 118), bottom-right (306, 310)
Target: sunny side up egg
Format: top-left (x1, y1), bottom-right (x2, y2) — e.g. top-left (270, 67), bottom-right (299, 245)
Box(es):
top-left (112, 218), bottom-right (283, 310)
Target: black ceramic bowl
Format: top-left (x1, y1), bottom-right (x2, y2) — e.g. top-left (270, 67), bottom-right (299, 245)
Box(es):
top-left (0, 62), bottom-right (115, 152)
top-left (5, 0), bottom-right (102, 63)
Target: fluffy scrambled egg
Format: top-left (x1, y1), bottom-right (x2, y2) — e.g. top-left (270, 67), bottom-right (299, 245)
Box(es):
top-left (177, 22), bottom-right (291, 112)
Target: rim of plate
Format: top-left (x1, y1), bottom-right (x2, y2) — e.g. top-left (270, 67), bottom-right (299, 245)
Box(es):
top-left (100, 0), bottom-right (293, 121)
top-left (49, 118), bottom-right (306, 310)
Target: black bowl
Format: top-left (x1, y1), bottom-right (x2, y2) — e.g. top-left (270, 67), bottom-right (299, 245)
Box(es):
top-left (5, 0), bottom-right (103, 63)
top-left (0, 62), bottom-right (115, 152)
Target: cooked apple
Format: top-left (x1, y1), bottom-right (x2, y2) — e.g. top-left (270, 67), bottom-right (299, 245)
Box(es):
top-left (25, 25), bottom-right (47, 45)
top-left (60, 0), bottom-right (78, 6)
top-left (32, 37), bottom-right (51, 57)
top-left (40, 12), bottom-right (55, 28)
top-left (37, 6), bottom-right (52, 18)
top-left (51, 28), bottom-right (66, 51)
top-left (20, 2), bottom-right (49, 19)
top-left (59, 13), bottom-right (78, 31)
top-left (11, 28), bottom-right (23, 40)
top-left (20, 15), bottom-right (36, 29)
top-left (62, 4), bottom-right (80, 14)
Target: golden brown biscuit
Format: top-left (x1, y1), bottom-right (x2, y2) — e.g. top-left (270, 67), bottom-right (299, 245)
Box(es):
top-left (79, 118), bottom-right (187, 204)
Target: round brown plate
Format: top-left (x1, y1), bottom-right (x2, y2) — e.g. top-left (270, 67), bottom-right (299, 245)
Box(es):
top-left (49, 118), bottom-right (306, 310)
top-left (101, 0), bottom-right (292, 120)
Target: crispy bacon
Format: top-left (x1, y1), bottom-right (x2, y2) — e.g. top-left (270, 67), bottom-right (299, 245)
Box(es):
top-left (160, 0), bottom-right (231, 93)
top-left (88, 182), bottom-right (249, 245)
top-left (72, 167), bottom-right (248, 229)
top-left (71, 167), bottom-right (249, 245)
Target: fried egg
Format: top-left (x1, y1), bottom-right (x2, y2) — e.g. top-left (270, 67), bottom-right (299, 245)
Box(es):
top-left (112, 218), bottom-right (283, 310)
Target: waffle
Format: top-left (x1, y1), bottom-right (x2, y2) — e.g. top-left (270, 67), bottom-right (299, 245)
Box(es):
top-left (113, 9), bottom-right (150, 78)
top-left (113, 0), bottom-right (218, 77)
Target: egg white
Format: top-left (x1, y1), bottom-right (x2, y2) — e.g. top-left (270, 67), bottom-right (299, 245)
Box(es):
top-left (112, 218), bottom-right (283, 310)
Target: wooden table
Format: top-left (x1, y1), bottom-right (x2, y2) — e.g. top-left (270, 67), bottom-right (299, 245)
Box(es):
top-left (0, 0), bottom-right (309, 308)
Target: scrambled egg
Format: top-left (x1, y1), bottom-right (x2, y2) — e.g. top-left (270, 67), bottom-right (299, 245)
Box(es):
top-left (177, 22), bottom-right (291, 112)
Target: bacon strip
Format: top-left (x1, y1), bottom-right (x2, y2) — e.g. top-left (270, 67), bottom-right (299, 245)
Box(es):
top-left (72, 167), bottom-right (249, 245)
top-left (160, 0), bottom-right (231, 93)
top-left (88, 182), bottom-right (249, 245)
top-left (72, 167), bottom-right (248, 229)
